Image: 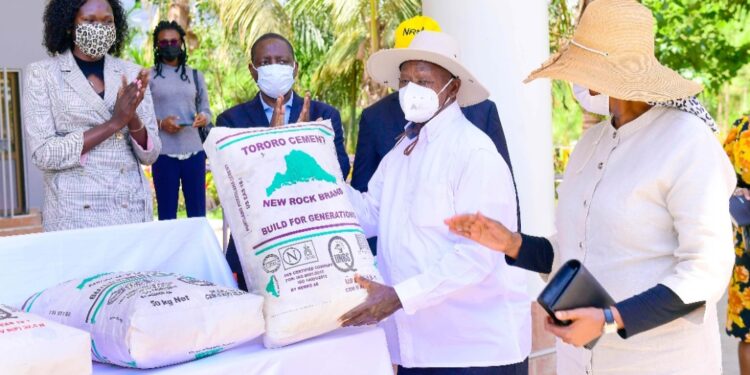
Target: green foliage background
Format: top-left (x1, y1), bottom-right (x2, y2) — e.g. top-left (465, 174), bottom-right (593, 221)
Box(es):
top-left (548, 0), bottom-right (750, 151)
top-left (129, 0), bottom-right (750, 153)
top-left (125, 0), bottom-right (750, 217)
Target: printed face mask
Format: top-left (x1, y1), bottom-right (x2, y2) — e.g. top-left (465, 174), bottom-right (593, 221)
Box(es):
top-left (572, 84), bottom-right (610, 116)
top-left (398, 78), bottom-right (454, 123)
top-left (254, 63), bottom-right (296, 99)
top-left (74, 23), bottom-right (117, 60)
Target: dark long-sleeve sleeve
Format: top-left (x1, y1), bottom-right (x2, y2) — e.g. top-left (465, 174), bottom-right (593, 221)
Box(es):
top-left (328, 108), bottom-right (351, 178)
top-left (215, 111), bottom-right (229, 127)
top-left (614, 284), bottom-right (705, 338)
top-left (505, 234), bottom-right (554, 273)
top-left (506, 234), bottom-right (705, 337)
top-left (351, 109), bottom-right (380, 192)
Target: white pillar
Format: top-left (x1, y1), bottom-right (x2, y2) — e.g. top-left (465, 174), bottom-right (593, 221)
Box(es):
top-left (423, 0), bottom-right (555, 295)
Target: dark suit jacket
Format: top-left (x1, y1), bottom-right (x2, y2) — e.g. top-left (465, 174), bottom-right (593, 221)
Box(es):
top-left (217, 92), bottom-right (350, 290)
top-left (216, 92), bottom-right (351, 177)
top-left (351, 92), bottom-right (521, 255)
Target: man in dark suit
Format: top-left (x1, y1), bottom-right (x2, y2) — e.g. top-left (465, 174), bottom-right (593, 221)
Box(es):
top-left (217, 33), bottom-right (350, 290)
top-left (351, 17), bottom-right (519, 255)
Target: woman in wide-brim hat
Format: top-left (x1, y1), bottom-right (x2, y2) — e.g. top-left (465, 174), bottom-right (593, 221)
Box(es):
top-left (446, 0), bottom-right (734, 373)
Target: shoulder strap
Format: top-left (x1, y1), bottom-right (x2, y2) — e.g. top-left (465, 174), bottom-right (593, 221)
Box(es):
top-left (192, 68), bottom-right (201, 113)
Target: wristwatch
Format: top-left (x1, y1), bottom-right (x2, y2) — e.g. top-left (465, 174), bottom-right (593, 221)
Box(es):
top-left (602, 307), bottom-right (618, 334)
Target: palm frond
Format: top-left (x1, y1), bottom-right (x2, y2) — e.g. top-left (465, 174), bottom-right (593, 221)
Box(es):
top-left (380, 0), bottom-right (421, 48)
top-left (214, 0), bottom-right (291, 54)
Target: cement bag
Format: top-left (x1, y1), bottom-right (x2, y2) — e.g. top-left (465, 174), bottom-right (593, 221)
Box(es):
top-left (0, 304), bottom-right (91, 375)
top-left (205, 121), bottom-right (381, 348)
top-left (22, 271), bottom-right (264, 369)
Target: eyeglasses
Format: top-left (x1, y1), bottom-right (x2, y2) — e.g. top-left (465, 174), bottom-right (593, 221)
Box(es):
top-left (157, 39), bottom-right (181, 48)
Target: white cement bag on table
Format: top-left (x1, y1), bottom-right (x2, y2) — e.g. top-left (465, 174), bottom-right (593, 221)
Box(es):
top-left (205, 121), bottom-right (381, 348)
top-left (0, 304), bottom-right (92, 375)
top-left (22, 271), bottom-right (264, 369)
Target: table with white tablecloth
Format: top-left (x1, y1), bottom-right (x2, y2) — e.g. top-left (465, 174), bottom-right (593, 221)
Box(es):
top-left (0, 218), bottom-right (392, 374)
top-left (93, 327), bottom-right (391, 374)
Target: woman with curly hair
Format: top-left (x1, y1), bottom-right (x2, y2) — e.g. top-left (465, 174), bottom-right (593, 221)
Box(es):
top-left (21, 0), bottom-right (161, 231)
top-left (149, 20), bottom-right (212, 220)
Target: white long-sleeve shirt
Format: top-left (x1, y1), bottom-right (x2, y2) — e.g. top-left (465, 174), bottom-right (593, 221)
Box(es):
top-left (551, 106), bottom-right (735, 374)
top-left (345, 102), bottom-right (531, 368)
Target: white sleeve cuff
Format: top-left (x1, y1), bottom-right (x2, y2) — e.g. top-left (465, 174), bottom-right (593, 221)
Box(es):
top-left (394, 276), bottom-right (425, 315)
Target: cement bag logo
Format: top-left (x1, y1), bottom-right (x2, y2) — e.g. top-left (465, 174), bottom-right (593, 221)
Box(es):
top-left (0, 307), bottom-right (17, 320)
top-left (266, 275), bottom-right (280, 298)
top-left (329, 236), bottom-right (356, 273)
top-left (263, 254), bottom-right (281, 273)
top-left (107, 287), bottom-right (127, 305)
top-left (177, 276), bottom-right (215, 287)
top-left (266, 150), bottom-right (336, 197)
top-left (279, 241), bottom-right (319, 271)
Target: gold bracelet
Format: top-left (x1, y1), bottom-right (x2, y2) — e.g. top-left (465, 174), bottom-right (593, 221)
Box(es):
top-left (130, 121), bottom-right (146, 134)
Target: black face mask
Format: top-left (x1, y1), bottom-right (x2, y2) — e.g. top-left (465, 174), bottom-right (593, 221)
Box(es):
top-left (159, 45), bottom-right (182, 62)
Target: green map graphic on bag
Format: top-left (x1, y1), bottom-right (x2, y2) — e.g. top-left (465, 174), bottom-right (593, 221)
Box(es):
top-left (266, 150), bottom-right (337, 196)
top-left (205, 121), bottom-right (382, 348)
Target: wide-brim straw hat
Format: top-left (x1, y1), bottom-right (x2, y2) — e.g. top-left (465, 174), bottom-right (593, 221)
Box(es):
top-left (367, 31), bottom-right (490, 107)
top-left (525, 0), bottom-right (702, 102)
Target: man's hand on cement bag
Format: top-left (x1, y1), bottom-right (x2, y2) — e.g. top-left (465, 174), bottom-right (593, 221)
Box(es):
top-left (339, 274), bottom-right (403, 327)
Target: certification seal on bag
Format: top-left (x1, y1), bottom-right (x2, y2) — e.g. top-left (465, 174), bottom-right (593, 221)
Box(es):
top-left (329, 236), bottom-right (356, 273)
top-left (263, 254), bottom-right (281, 273)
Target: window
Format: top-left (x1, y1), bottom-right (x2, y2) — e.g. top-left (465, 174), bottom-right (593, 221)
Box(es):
top-left (0, 69), bottom-right (26, 216)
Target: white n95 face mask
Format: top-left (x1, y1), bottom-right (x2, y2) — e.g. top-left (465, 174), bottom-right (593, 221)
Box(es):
top-left (254, 63), bottom-right (296, 99)
top-left (398, 79), bottom-right (454, 123)
top-left (572, 84), bottom-right (610, 116)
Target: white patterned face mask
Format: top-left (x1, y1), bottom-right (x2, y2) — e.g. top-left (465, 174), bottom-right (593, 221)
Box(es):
top-left (74, 23), bottom-right (116, 60)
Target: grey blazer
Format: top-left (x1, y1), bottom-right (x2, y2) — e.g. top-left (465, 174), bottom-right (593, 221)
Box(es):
top-left (22, 50), bottom-right (161, 231)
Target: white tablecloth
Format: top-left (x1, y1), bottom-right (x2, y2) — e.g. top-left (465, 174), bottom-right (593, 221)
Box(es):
top-left (0, 218), bottom-right (235, 307)
top-left (0, 218), bottom-right (392, 374)
top-left (93, 327), bottom-right (391, 374)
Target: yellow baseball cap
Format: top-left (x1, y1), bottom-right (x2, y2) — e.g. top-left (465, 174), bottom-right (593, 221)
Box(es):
top-left (394, 16), bottom-right (441, 49)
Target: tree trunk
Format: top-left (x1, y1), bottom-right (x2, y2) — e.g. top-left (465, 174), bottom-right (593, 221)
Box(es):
top-left (168, 0), bottom-right (198, 50)
top-left (368, 0), bottom-right (380, 54)
top-left (348, 65), bottom-right (360, 157)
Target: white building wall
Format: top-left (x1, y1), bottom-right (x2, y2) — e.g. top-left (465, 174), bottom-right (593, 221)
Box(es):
top-left (423, 0), bottom-right (556, 296)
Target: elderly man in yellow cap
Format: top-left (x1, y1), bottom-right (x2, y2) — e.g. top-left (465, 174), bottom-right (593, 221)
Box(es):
top-left (339, 30), bottom-right (530, 374)
top-left (350, 16), bottom-right (519, 257)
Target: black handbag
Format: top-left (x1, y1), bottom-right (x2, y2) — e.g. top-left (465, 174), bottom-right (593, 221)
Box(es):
top-left (192, 68), bottom-right (211, 143)
top-left (537, 259), bottom-right (615, 349)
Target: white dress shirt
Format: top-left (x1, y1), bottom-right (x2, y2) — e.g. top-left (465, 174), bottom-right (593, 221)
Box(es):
top-left (345, 102), bottom-right (531, 368)
top-left (551, 107), bottom-right (735, 374)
